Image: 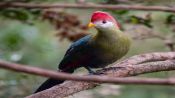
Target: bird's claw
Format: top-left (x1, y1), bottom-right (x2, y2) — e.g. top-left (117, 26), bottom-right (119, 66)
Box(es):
top-left (88, 71), bottom-right (104, 75)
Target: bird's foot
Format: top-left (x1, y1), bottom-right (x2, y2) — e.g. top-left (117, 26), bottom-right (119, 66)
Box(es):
top-left (88, 71), bottom-right (103, 75)
top-left (99, 66), bottom-right (125, 72)
top-left (85, 66), bottom-right (103, 75)
top-left (94, 67), bottom-right (125, 75)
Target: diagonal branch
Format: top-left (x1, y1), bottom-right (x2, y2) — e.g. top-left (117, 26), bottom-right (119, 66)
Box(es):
top-left (0, 59), bottom-right (175, 85)
top-left (0, 52), bottom-right (174, 97)
top-left (0, 2), bottom-right (175, 13)
top-left (23, 52), bottom-right (175, 98)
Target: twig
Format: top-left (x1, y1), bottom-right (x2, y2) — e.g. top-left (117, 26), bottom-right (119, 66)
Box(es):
top-left (0, 2), bottom-right (175, 13)
top-left (20, 52), bottom-right (175, 98)
top-left (0, 59), bottom-right (175, 86)
top-left (0, 52), bottom-right (174, 98)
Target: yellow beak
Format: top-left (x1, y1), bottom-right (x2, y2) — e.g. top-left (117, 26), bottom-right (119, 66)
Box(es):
top-left (88, 22), bottom-right (95, 28)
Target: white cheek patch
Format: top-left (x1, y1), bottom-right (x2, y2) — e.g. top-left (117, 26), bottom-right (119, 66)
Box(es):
top-left (94, 21), bottom-right (114, 28)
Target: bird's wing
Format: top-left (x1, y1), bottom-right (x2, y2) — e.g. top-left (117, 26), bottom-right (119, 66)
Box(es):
top-left (58, 35), bottom-right (92, 72)
top-left (65, 35), bottom-right (91, 56)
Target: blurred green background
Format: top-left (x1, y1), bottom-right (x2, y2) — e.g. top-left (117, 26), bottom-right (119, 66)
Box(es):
top-left (0, 0), bottom-right (175, 98)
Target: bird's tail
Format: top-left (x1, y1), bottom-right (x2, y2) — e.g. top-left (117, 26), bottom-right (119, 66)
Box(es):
top-left (34, 78), bottom-right (64, 93)
top-left (34, 69), bottom-right (74, 93)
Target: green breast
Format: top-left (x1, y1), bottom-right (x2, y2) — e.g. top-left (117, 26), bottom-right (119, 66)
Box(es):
top-left (90, 28), bottom-right (131, 63)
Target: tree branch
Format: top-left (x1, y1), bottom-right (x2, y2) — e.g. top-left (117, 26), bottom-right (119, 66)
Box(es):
top-left (0, 2), bottom-right (175, 13)
top-left (2, 52), bottom-right (173, 98)
top-left (26, 52), bottom-right (175, 98)
top-left (0, 58), bottom-right (175, 86)
top-left (0, 52), bottom-right (174, 97)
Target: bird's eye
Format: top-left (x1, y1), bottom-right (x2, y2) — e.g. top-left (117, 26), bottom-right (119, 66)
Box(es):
top-left (102, 20), bottom-right (106, 24)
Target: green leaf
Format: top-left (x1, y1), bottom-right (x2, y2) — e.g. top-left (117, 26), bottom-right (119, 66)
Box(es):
top-left (0, 8), bottom-right (30, 21)
top-left (166, 14), bottom-right (175, 24)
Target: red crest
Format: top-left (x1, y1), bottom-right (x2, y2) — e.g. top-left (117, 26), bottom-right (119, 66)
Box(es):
top-left (91, 11), bottom-right (120, 28)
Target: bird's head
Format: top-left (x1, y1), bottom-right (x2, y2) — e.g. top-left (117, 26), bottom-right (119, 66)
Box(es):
top-left (88, 11), bottom-right (120, 30)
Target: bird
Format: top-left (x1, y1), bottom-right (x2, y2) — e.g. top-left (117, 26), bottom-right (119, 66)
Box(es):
top-left (34, 11), bottom-right (131, 93)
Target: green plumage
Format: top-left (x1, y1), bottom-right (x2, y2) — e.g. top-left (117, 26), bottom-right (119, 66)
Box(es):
top-left (89, 26), bottom-right (131, 66)
top-left (35, 11), bottom-right (131, 93)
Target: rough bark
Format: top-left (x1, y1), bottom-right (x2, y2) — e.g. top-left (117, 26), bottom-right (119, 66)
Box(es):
top-left (26, 52), bottom-right (175, 98)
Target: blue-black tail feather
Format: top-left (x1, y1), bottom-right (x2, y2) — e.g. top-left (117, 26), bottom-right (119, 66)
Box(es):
top-left (34, 78), bottom-right (64, 93)
top-left (34, 69), bottom-right (74, 93)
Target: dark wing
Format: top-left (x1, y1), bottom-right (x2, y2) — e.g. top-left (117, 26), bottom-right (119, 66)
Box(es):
top-left (64, 35), bottom-right (91, 56)
top-left (58, 35), bottom-right (92, 72)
